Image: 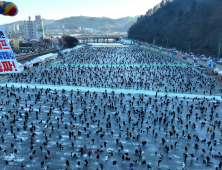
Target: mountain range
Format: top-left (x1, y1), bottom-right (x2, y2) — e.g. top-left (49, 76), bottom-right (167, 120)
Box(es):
top-left (1, 16), bottom-right (138, 32)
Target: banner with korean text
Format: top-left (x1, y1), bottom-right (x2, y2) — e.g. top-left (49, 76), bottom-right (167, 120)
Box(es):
top-left (207, 60), bottom-right (216, 68)
top-left (177, 52), bottom-right (182, 59)
top-left (0, 28), bottom-right (20, 74)
top-left (172, 52), bottom-right (177, 57)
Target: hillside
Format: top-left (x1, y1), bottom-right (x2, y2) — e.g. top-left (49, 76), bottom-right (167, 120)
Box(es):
top-left (128, 0), bottom-right (222, 56)
top-left (1, 16), bottom-right (138, 32)
top-left (44, 16), bottom-right (138, 32)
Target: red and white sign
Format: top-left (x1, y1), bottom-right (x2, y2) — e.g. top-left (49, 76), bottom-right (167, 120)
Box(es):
top-left (0, 28), bottom-right (20, 74)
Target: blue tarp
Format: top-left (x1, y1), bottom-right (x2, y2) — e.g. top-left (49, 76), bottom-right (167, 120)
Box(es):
top-left (172, 52), bottom-right (177, 57)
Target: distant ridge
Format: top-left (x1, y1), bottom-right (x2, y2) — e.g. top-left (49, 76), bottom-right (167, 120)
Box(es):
top-left (1, 15), bottom-right (138, 32)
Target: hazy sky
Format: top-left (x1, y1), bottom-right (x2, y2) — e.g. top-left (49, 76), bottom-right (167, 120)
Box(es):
top-left (0, 0), bottom-right (162, 24)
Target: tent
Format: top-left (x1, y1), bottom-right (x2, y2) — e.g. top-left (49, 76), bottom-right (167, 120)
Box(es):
top-left (52, 54), bottom-right (59, 60)
top-left (37, 53), bottom-right (57, 62)
top-left (17, 62), bottom-right (24, 72)
top-left (38, 54), bottom-right (50, 62)
top-left (23, 61), bottom-right (33, 69)
top-left (45, 56), bottom-right (53, 61)
top-left (214, 68), bottom-right (220, 74)
top-left (30, 57), bottom-right (43, 65)
top-left (61, 46), bottom-right (84, 55)
top-left (44, 53), bottom-right (54, 61)
top-left (120, 39), bottom-right (133, 45)
top-left (193, 57), bottom-right (200, 63)
top-left (62, 49), bottom-right (73, 54)
top-left (23, 61), bottom-right (28, 67)
top-left (49, 53), bottom-right (58, 60)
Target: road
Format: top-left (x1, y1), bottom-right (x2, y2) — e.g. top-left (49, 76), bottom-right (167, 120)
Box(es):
top-left (15, 48), bottom-right (60, 64)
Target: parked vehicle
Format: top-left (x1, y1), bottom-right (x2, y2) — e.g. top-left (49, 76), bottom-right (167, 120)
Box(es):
top-left (207, 56), bottom-right (213, 60)
top-left (217, 59), bottom-right (222, 64)
top-left (199, 65), bottom-right (205, 71)
top-left (193, 63), bottom-right (199, 68)
top-left (199, 65), bottom-right (205, 68)
top-left (212, 58), bottom-right (218, 61)
top-left (201, 57), bottom-right (207, 61)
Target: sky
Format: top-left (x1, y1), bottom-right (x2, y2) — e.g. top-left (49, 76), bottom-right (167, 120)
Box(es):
top-left (0, 0), bottom-right (162, 24)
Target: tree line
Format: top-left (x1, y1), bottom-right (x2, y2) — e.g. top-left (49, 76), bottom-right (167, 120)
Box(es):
top-left (128, 0), bottom-right (222, 56)
top-left (62, 35), bottom-right (79, 48)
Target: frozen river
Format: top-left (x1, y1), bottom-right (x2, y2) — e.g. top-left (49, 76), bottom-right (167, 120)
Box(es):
top-left (0, 44), bottom-right (221, 170)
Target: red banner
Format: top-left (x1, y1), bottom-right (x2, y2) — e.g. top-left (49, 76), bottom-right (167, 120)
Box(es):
top-left (0, 28), bottom-right (20, 74)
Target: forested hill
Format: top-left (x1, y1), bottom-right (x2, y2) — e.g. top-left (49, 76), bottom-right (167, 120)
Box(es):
top-left (128, 0), bottom-right (222, 56)
top-left (1, 16), bottom-right (138, 33)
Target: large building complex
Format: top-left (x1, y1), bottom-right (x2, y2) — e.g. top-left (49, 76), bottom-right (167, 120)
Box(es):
top-left (9, 39), bottom-right (19, 51)
top-left (24, 15), bottom-right (45, 42)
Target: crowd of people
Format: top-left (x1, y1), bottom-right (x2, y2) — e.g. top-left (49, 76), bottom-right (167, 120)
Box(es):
top-left (11, 47), bottom-right (220, 95)
top-left (0, 46), bottom-right (221, 169)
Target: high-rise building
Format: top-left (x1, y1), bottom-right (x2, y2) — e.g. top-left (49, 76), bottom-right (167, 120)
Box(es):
top-left (24, 15), bottom-right (45, 42)
top-left (16, 24), bottom-right (19, 31)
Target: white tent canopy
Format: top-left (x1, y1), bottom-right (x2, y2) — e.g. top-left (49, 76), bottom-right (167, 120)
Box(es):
top-left (22, 46), bottom-right (84, 70)
top-left (30, 57), bottom-right (43, 65)
top-left (214, 68), bottom-right (220, 73)
top-left (61, 45), bottom-right (84, 54)
top-left (37, 53), bottom-right (58, 62)
top-left (17, 62), bottom-right (24, 72)
top-left (23, 61), bottom-right (33, 68)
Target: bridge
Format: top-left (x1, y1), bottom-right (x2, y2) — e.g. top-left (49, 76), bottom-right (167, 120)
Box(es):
top-left (73, 34), bottom-right (127, 43)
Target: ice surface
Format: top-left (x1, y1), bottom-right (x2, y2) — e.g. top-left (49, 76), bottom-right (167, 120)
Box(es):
top-left (0, 45), bottom-right (221, 170)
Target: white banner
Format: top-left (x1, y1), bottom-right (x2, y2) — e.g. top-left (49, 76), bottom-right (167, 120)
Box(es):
top-left (0, 28), bottom-right (20, 74)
